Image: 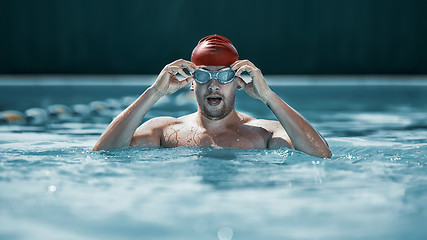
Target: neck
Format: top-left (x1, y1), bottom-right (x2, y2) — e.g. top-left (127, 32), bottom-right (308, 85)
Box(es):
top-left (197, 109), bottom-right (240, 131)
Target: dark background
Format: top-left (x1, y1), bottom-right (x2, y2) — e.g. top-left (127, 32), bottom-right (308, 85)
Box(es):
top-left (0, 0), bottom-right (426, 75)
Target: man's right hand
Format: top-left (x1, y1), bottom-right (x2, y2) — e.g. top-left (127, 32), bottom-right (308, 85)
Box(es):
top-left (151, 59), bottom-right (198, 96)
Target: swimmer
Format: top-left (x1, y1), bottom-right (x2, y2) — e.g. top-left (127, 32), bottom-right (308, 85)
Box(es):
top-left (93, 35), bottom-right (331, 158)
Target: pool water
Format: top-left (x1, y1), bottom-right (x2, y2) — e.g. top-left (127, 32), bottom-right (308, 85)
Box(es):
top-left (0, 77), bottom-right (426, 240)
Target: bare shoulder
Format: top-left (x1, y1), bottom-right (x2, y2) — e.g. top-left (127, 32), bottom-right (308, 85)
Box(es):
top-left (131, 116), bottom-right (183, 147)
top-left (135, 113), bottom-right (196, 135)
top-left (244, 116), bottom-right (293, 149)
top-left (138, 116), bottom-right (180, 130)
top-left (251, 119), bottom-right (284, 132)
top-left (177, 112), bottom-right (198, 122)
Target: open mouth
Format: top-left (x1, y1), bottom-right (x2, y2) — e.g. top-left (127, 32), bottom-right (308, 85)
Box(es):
top-left (207, 96), bottom-right (223, 106)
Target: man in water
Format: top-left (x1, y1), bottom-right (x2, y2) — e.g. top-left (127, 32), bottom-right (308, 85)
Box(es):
top-left (93, 35), bottom-right (331, 158)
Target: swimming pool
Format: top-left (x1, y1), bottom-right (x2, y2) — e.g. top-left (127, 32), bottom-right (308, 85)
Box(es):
top-left (1, 76), bottom-right (426, 240)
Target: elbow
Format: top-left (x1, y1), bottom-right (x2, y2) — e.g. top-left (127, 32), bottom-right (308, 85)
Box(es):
top-left (320, 149), bottom-right (332, 159)
top-left (92, 141), bottom-right (127, 152)
top-left (308, 150), bottom-right (331, 159)
top-left (318, 137), bottom-right (332, 158)
top-left (298, 141), bottom-right (332, 159)
top-left (316, 147), bottom-right (332, 159)
top-left (92, 142), bottom-right (110, 151)
top-left (298, 147), bottom-right (332, 159)
top-left (92, 145), bottom-right (102, 151)
top-left (305, 146), bottom-right (331, 159)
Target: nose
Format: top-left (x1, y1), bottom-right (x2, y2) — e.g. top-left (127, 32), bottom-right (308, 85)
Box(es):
top-left (208, 78), bottom-right (220, 92)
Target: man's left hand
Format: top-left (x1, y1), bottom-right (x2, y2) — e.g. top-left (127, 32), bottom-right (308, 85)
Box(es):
top-left (231, 60), bottom-right (273, 104)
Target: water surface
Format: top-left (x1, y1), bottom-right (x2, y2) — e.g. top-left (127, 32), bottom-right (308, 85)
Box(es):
top-left (0, 78), bottom-right (426, 240)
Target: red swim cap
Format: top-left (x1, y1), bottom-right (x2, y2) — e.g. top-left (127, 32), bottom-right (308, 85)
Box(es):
top-left (191, 34), bottom-right (239, 66)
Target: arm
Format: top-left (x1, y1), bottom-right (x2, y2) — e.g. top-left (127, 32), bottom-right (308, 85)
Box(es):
top-left (93, 59), bottom-right (197, 151)
top-left (232, 60), bottom-right (331, 158)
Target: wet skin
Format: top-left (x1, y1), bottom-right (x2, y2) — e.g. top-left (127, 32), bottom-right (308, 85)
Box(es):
top-left (94, 59), bottom-right (331, 158)
top-left (131, 66), bottom-right (291, 150)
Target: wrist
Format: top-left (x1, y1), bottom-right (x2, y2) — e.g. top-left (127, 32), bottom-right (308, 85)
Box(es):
top-left (260, 89), bottom-right (275, 105)
top-left (147, 86), bottom-right (166, 99)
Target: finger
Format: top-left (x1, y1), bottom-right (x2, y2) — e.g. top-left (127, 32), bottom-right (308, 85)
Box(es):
top-left (231, 61), bottom-right (244, 71)
top-left (176, 59), bottom-right (198, 74)
top-left (170, 73), bottom-right (179, 81)
top-left (184, 60), bottom-right (198, 71)
top-left (166, 66), bottom-right (180, 75)
top-left (231, 60), bottom-right (256, 71)
top-left (177, 68), bottom-right (190, 79)
top-left (235, 65), bottom-right (256, 77)
top-left (230, 60), bottom-right (242, 69)
top-left (169, 59), bottom-right (187, 66)
top-left (167, 65), bottom-right (189, 76)
top-left (170, 59), bottom-right (197, 70)
top-left (235, 77), bottom-right (247, 90)
top-left (179, 76), bottom-right (194, 88)
top-left (186, 62), bottom-right (198, 73)
top-left (184, 63), bottom-right (198, 74)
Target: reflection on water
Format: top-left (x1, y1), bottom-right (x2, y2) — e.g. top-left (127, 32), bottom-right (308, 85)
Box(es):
top-left (0, 83), bottom-right (427, 239)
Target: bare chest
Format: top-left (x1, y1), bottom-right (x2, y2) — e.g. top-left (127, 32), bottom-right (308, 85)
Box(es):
top-left (161, 124), bottom-right (269, 149)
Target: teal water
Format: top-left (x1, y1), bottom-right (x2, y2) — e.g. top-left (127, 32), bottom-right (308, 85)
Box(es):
top-left (0, 78), bottom-right (426, 239)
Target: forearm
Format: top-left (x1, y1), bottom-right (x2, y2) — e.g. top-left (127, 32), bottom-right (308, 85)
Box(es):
top-left (263, 90), bottom-right (331, 158)
top-left (92, 87), bottom-right (163, 151)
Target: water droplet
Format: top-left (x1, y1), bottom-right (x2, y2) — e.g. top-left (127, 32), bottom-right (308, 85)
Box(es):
top-left (236, 139), bottom-right (240, 142)
top-left (49, 185), bottom-right (57, 192)
top-left (217, 227), bottom-right (233, 240)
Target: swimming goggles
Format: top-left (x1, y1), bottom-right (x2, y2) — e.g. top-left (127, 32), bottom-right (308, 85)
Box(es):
top-left (192, 68), bottom-right (236, 84)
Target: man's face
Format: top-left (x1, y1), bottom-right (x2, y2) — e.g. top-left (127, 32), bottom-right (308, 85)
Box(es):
top-left (193, 66), bottom-right (238, 120)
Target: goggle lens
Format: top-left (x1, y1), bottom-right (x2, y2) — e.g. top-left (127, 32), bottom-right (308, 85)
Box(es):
top-left (193, 70), bottom-right (211, 84)
top-left (193, 68), bottom-right (235, 84)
